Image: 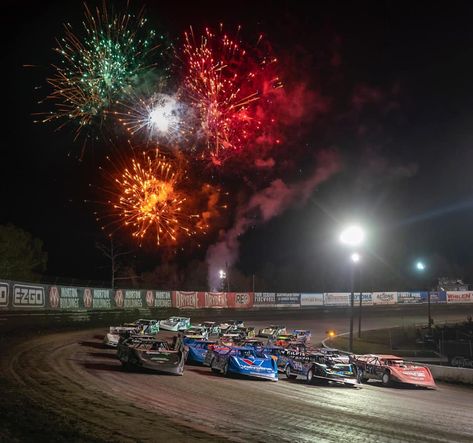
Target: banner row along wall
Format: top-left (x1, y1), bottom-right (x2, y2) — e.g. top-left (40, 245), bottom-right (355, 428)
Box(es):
top-left (1, 280), bottom-right (473, 310)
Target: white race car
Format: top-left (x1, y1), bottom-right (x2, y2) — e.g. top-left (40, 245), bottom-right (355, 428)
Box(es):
top-left (184, 326), bottom-right (209, 340)
top-left (103, 319), bottom-right (160, 347)
top-left (159, 316), bottom-right (191, 332)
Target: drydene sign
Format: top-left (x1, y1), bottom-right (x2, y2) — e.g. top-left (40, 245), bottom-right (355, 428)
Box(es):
top-left (13, 284), bottom-right (45, 307)
top-left (173, 291), bottom-right (199, 309)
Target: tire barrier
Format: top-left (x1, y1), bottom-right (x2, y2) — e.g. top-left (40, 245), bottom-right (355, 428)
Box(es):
top-left (0, 279), bottom-right (472, 310)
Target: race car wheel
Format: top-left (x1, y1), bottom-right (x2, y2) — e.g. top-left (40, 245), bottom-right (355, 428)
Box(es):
top-left (382, 371), bottom-right (391, 386)
top-left (306, 368), bottom-right (314, 383)
top-left (285, 365), bottom-right (297, 380)
top-left (358, 369), bottom-right (367, 383)
top-left (210, 359), bottom-right (220, 373)
top-left (223, 363), bottom-right (229, 376)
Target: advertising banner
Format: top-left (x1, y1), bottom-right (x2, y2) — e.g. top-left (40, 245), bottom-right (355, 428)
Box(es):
top-left (48, 286), bottom-right (81, 309)
top-left (353, 293), bottom-right (373, 305)
top-left (12, 283), bottom-right (46, 308)
top-left (397, 292), bottom-right (423, 304)
top-left (172, 291), bottom-right (200, 309)
top-left (0, 282), bottom-right (9, 308)
top-left (204, 292), bottom-right (228, 308)
top-left (427, 291), bottom-right (446, 303)
top-left (228, 292), bottom-right (254, 309)
top-left (324, 293), bottom-right (350, 306)
top-left (300, 293), bottom-right (324, 307)
top-left (114, 289), bottom-right (143, 309)
top-left (153, 291), bottom-right (172, 308)
top-left (83, 288), bottom-right (112, 309)
top-left (446, 291), bottom-right (473, 303)
top-left (254, 292), bottom-right (276, 306)
top-left (275, 293), bottom-right (300, 307)
top-left (372, 292), bottom-right (397, 305)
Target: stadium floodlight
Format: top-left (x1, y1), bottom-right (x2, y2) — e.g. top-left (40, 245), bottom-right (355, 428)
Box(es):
top-left (351, 252), bottom-right (361, 263)
top-left (416, 261), bottom-right (426, 271)
top-left (340, 225), bottom-right (365, 247)
top-left (219, 269), bottom-right (226, 280)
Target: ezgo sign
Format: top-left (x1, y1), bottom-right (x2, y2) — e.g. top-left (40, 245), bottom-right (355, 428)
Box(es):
top-left (13, 284), bottom-right (45, 308)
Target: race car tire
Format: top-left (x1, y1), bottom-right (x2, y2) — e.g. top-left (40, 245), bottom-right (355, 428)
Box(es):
top-left (210, 359), bottom-right (220, 373)
top-left (223, 363), bottom-right (229, 376)
top-left (306, 368), bottom-right (314, 383)
top-left (285, 365), bottom-right (297, 379)
top-left (358, 369), bottom-right (368, 383)
top-left (382, 371), bottom-right (391, 386)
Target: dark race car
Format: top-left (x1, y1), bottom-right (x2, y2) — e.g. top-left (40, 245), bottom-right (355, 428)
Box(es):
top-left (117, 335), bottom-right (187, 375)
top-left (353, 354), bottom-right (436, 388)
top-left (284, 354), bottom-right (360, 387)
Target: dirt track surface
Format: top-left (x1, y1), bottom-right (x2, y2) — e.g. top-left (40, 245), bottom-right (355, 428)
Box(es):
top-left (2, 305), bottom-right (473, 442)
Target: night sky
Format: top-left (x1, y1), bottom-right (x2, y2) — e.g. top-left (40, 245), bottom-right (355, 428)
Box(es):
top-left (2, 0), bottom-right (473, 290)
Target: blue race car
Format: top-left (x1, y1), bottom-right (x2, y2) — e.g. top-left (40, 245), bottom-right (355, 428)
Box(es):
top-left (207, 347), bottom-right (278, 381)
top-left (186, 340), bottom-right (217, 365)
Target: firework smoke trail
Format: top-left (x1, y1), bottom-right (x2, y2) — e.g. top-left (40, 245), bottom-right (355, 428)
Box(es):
top-left (99, 149), bottom-right (201, 246)
top-left (181, 25), bottom-right (282, 164)
top-left (40, 2), bottom-right (160, 139)
top-left (206, 150), bottom-right (341, 289)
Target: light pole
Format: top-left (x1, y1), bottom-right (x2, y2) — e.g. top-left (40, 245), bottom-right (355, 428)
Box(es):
top-left (219, 269), bottom-right (227, 292)
top-left (340, 226), bottom-right (365, 353)
top-left (415, 260), bottom-right (431, 331)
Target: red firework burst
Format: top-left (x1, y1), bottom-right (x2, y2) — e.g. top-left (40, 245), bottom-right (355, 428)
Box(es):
top-left (181, 24), bottom-right (282, 165)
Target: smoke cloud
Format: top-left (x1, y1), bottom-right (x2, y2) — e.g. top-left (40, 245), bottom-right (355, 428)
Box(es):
top-left (206, 149), bottom-right (341, 289)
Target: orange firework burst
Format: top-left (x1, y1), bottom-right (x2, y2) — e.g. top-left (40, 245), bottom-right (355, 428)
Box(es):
top-left (181, 24), bottom-right (282, 164)
top-left (103, 149), bottom-right (199, 246)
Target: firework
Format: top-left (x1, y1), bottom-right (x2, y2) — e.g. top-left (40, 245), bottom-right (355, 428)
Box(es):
top-left (114, 92), bottom-right (187, 145)
top-left (181, 25), bottom-right (282, 163)
top-left (103, 149), bottom-right (200, 246)
top-left (40, 2), bottom-right (160, 137)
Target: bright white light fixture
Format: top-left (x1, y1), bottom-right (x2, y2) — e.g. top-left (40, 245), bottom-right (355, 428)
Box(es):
top-left (340, 225), bottom-right (365, 246)
top-left (351, 252), bottom-right (361, 263)
top-left (416, 261), bottom-right (426, 271)
top-left (219, 269), bottom-right (226, 279)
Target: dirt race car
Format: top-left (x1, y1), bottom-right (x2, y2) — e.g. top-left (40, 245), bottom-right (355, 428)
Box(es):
top-left (183, 326), bottom-right (209, 340)
top-left (159, 316), bottom-right (191, 332)
top-left (284, 354), bottom-right (360, 387)
top-left (353, 354), bottom-right (436, 388)
top-left (258, 325), bottom-right (287, 338)
top-left (293, 330), bottom-right (312, 343)
top-left (218, 320), bottom-right (245, 331)
top-left (185, 340), bottom-right (218, 364)
top-left (103, 319), bottom-right (159, 347)
top-left (205, 346), bottom-right (278, 381)
top-left (117, 335), bottom-right (187, 375)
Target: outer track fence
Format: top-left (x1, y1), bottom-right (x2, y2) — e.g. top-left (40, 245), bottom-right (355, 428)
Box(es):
top-left (1, 279), bottom-right (473, 311)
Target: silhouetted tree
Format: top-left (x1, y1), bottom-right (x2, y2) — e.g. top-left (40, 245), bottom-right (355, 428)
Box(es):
top-left (0, 224), bottom-right (47, 281)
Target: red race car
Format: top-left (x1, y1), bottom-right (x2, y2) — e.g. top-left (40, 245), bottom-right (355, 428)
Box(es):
top-left (353, 354), bottom-right (436, 389)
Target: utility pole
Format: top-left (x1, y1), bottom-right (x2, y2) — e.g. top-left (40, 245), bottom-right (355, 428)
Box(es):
top-left (349, 266), bottom-right (354, 352)
top-left (358, 290), bottom-right (362, 338)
